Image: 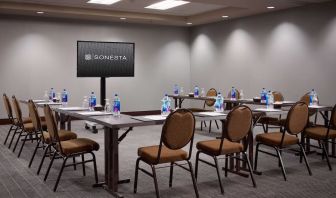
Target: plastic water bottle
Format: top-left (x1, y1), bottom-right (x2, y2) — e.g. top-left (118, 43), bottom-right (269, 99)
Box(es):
top-left (194, 86), bottom-right (199, 97)
top-left (312, 90), bottom-right (318, 106)
top-left (266, 91), bottom-right (274, 109)
top-left (161, 94), bottom-right (171, 115)
top-left (49, 88), bottom-right (55, 101)
top-left (201, 88), bottom-right (205, 97)
top-left (231, 87), bottom-right (236, 100)
top-left (240, 89), bottom-right (244, 100)
top-left (214, 92), bottom-right (224, 112)
top-left (180, 87), bottom-right (184, 96)
top-left (113, 94), bottom-right (121, 116)
top-left (61, 89), bottom-right (68, 106)
top-left (173, 84), bottom-right (179, 96)
top-left (82, 96), bottom-right (89, 108)
top-left (260, 88), bottom-right (266, 103)
top-left (309, 89), bottom-right (314, 105)
top-left (89, 92), bottom-right (96, 111)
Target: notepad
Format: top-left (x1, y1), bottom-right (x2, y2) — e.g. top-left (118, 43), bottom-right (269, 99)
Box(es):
top-left (33, 99), bottom-right (48, 103)
top-left (198, 112), bottom-right (226, 116)
top-left (35, 102), bottom-right (62, 105)
top-left (58, 107), bottom-right (89, 111)
top-left (143, 115), bottom-right (167, 121)
top-left (309, 105), bottom-right (328, 109)
top-left (254, 108), bottom-right (282, 112)
top-left (77, 111), bottom-right (113, 116)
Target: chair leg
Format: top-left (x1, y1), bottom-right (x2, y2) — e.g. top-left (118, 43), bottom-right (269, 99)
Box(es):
top-left (4, 125), bottom-right (14, 145)
top-left (134, 158), bottom-right (140, 193)
top-left (321, 142), bottom-right (332, 171)
top-left (53, 157), bottom-right (68, 192)
top-left (72, 157), bottom-right (77, 170)
top-left (298, 144), bottom-right (312, 175)
top-left (12, 130), bottom-right (23, 152)
top-left (214, 156), bottom-right (224, 194)
top-left (169, 162), bottom-right (173, 188)
top-left (215, 120), bottom-right (219, 129)
top-left (266, 124), bottom-right (269, 132)
top-left (209, 121), bottom-right (212, 133)
top-left (254, 143), bottom-right (260, 172)
top-left (91, 152), bottom-right (99, 183)
top-left (261, 124), bottom-right (266, 133)
top-left (224, 155), bottom-right (228, 177)
top-left (201, 121), bottom-right (203, 131)
top-left (8, 127), bottom-right (19, 149)
top-left (187, 160), bottom-right (199, 198)
top-left (195, 151), bottom-right (200, 180)
top-left (28, 138), bottom-right (41, 168)
top-left (150, 165), bottom-right (160, 198)
top-left (243, 152), bottom-right (256, 187)
top-left (18, 133), bottom-right (28, 158)
top-left (274, 148), bottom-right (287, 181)
top-left (81, 154), bottom-right (86, 176)
top-left (37, 144), bottom-right (51, 175)
top-left (44, 151), bottom-right (57, 181)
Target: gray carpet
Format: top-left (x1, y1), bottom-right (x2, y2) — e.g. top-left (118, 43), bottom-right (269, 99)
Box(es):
top-left (0, 122), bottom-right (335, 198)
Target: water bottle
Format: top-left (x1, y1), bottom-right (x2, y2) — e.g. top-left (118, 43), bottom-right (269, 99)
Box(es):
top-left (214, 92), bottom-right (224, 112)
top-left (266, 91), bottom-right (274, 109)
top-left (309, 89), bottom-right (314, 106)
top-left (194, 86), bottom-right (199, 97)
top-left (113, 94), bottom-right (121, 116)
top-left (201, 88), bottom-right (205, 97)
top-left (49, 88), bottom-right (55, 101)
top-left (180, 87), bottom-right (184, 96)
top-left (104, 99), bottom-right (111, 112)
top-left (240, 89), bottom-right (244, 100)
top-left (231, 87), bottom-right (236, 100)
top-left (260, 88), bottom-right (266, 103)
top-left (173, 84), bottom-right (179, 96)
top-left (61, 89), bottom-right (68, 106)
top-left (89, 92), bottom-right (96, 111)
top-left (161, 94), bottom-right (168, 115)
top-left (82, 96), bottom-right (89, 108)
top-left (312, 90), bottom-right (318, 106)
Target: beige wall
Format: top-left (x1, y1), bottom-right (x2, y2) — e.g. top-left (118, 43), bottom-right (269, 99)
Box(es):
top-left (0, 17), bottom-right (191, 118)
top-left (190, 2), bottom-right (336, 106)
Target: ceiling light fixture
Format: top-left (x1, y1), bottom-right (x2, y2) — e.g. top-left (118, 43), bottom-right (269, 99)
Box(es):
top-left (36, 11), bottom-right (44, 14)
top-left (222, 15), bottom-right (229, 18)
top-left (267, 6), bottom-right (275, 9)
top-left (87, 0), bottom-right (121, 5)
top-left (186, 22), bottom-right (192, 25)
top-left (120, 17), bottom-right (126, 20)
top-left (145, 0), bottom-right (190, 10)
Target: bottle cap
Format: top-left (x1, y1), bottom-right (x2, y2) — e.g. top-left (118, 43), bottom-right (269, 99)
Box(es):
top-left (115, 94), bottom-right (118, 96)
top-left (91, 92), bottom-right (94, 94)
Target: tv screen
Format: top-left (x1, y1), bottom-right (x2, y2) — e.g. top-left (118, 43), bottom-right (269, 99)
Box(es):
top-left (77, 41), bottom-right (134, 77)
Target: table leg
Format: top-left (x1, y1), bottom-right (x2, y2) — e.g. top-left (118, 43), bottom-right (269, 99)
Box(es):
top-left (178, 99), bottom-right (182, 108)
top-left (60, 113), bottom-right (66, 130)
top-left (67, 116), bottom-right (71, 131)
top-left (174, 98), bottom-right (178, 109)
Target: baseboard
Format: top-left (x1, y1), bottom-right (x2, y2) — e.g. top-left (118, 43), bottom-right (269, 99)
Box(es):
top-left (0, 110), bottom-right (161, 125)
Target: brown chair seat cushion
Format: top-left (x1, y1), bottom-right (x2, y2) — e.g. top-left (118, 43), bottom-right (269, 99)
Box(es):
top-left (23, 121), bottom-right (47, 132)
top-left (305, 127), bottom-right (336, 140)
top-left (138, 145), bottom-right (187, 164)
top-left (42, 130), bottom-right (77, 144)
top-left (196, 139), bottom-right (244, 155)
top-left (58, 138), bottom-right (99, 155)
top-left (256, 132), bottom-right (298, 146)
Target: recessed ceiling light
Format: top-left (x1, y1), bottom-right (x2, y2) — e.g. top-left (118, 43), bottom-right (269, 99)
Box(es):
top-left (186, 22), bottom-right (192, 25)
top-left (36, 11), bottom-right (44, 14)
top-left (267, 6), bottom-right (275, 9)
top-left (120, 17), bottom-right (126, 20)
top-left (87, 0), bottom-right (121, 5)
top-left (222, 15), bottom-right (229, 18)
top-left (145, 0), bottom-right (190, 10)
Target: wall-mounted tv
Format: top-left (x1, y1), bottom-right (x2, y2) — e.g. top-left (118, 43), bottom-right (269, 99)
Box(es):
top-left (77, 41), bottom-right (134, 77)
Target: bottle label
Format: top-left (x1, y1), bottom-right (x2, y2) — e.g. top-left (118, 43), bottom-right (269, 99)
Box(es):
top-left (194, 89), bottom-right (199, 97)
top-left (62, 94), bottom-right (68, 103)
top-left (114, 101), bottom-right (120, 113)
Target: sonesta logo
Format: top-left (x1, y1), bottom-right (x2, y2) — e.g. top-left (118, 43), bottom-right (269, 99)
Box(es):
top-left (84, 54), bottom-right (127, 61)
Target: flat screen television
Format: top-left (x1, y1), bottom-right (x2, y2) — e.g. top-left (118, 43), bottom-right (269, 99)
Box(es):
top-left (77, 41), bottom-right (134, 77)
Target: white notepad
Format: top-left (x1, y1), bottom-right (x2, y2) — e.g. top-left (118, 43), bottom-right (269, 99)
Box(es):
top-left (77, 111), bottom-right (113, 116)
top-left (254, 108), bottom-right (282, 112)
top-left (143, 115), bottom-right (167, 121)
top-left (198, 112), bottom-right (226, 116)
top-left (58, 107), bottom-right (89, 111)
top-left (35, 102), bottom-right (62, 105)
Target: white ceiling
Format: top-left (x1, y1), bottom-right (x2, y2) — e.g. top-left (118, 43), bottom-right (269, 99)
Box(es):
top-left (0, 0), bottom-right (330, 26)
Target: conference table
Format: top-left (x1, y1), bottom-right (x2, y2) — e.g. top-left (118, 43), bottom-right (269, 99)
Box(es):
top-left (20, 99), bottom-right (333, 197)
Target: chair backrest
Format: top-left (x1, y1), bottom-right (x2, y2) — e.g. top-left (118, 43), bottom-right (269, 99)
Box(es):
top-left (28, 100), bottom-right (42, 132)
top-left (161, 108), bottom-right (195, 150)
top-left (224, 105), bottom-right (252, 142)
top-left (11, 95), bottom-right (23, 125)
top-left (330, 104), bottom-right (336, 128)
top-left (285, 102), bottom-right (309, 135)
top-left (3, 94), bottom-right (14, 121)
top-left (205, 88), bottom-right (217, 107)
top-left (272, 91), bottom-right (284, 102)
top-left (43, 105), bottom-right (61, 146)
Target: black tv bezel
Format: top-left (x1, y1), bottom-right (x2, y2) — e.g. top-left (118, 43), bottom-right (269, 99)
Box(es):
top-left (77, 40), bottom-right (135, 78)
